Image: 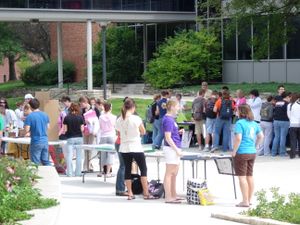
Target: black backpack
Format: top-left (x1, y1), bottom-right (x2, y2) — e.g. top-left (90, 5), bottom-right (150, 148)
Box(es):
top-left (219, 99), bottom-right (233, 120)
top-left (260, 102), bottom-right (273, 121)
top-left (131, 174), bottom-right (143, 194)
top-left (205, 99), bottom-right (217, 119)
top-left (148, 180), bottom-right (165, 198)
top-left (145, 102), bottom-right (155, 124)
top-left (192, 97), bottom-right (205, 121)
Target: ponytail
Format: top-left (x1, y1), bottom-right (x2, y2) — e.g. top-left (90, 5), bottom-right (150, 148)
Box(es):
top-left (121, 98), bottom-right (136, 120)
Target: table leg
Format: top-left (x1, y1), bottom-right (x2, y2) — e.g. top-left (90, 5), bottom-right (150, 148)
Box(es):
top-left (182, 160), bottom-right (185, 191)
top-left (192, 161), bottom-right (195, 178)
top-left (204, 160), bottom-right (207, 180)
top-left (196, 161), bottom-right (198, 178)
top-left (157, 157), bottom-right (160, 182)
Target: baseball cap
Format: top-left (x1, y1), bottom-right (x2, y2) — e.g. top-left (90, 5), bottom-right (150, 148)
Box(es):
top-left (24, 94), bottom-right (34, 100)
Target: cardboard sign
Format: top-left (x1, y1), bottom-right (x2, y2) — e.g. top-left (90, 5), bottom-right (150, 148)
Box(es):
top-left (43, 100), bottom-right (60, 141)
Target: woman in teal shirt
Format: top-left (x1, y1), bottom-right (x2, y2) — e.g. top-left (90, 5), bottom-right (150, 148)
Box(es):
top-left (232, 104), bottom-right (264, 207)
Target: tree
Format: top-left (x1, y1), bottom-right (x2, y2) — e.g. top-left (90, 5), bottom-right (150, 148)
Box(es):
top-left (143, 30), bottom-right (221, 89)
top-left (199, 0), bottom-right (300, 59)
top-left (10, 22), bottom-right (51, 60)
top-left (0, 23), bottom-right (24, 81)
top-left (93, 26), bottom-right (142, 87)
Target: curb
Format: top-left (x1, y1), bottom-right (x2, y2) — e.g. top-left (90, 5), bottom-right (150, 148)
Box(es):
top-left (21, 166), bottom-right (61, 225)
top-left (211, 213), bottom-right (294, 225)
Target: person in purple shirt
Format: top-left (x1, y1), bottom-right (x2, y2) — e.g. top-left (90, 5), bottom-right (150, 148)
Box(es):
top-left (162, 99), bottom-right (184, 204)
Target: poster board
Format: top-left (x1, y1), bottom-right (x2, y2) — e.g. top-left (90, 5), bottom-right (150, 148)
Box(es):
top-left (35, 91), bottom-right (50, 110)
top-left (44, 100), bottom-right (60, 141)
top-left (181, 130), bottom-right (193, 149)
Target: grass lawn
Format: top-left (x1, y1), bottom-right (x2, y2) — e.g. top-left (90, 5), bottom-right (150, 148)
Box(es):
top-left (181, 83), bottom-right (300, 94)
top-left (0, 80), bottom-right (26, 91)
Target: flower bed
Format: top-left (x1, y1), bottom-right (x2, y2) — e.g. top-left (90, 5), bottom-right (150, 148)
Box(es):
top-left (0, 156), bottom-right (58, 224)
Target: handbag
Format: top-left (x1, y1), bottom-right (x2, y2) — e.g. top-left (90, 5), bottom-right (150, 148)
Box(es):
top-left (186, 179), bottom-right (207, 205)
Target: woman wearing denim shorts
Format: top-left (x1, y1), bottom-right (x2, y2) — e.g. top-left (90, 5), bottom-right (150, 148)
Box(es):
top-left (232, 104), bottom-right (263, 207)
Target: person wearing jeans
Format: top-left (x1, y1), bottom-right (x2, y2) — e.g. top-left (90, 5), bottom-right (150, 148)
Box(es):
top-left (271, 92), bottom-right (290, 156)
top-left (66, 137), bottom-right (83, 176)
top-left (287, 93), bottom-right (300, 159)
top-left (115, 141), bottom-right (127, 196)
top-left (24, 99), bottom-right (50, 165)
top-left (63, 103), bottom-right (84, 177)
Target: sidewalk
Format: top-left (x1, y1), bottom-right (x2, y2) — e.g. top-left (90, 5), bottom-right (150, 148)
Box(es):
top-left (111, 93), bottom-right (196, 102)
top-left (55, 152), bottom-right (300, 225)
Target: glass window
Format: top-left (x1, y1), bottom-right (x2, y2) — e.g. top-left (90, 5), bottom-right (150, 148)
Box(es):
top-left (287, 17), bottom-right (300, 59)
top-left (61, 0), bottom-right (90, 9)
top-left (92, 0), bottom-right (121, 10)
top-left (157, 23), bottom-right (167, 42)
top-left (253, 16), bottom-right (268, 59)
top-left (238, 21), bottom-right (251, 60)
top-left (29, 0), bottom-right (59, 8)
top-left (223, 19), bottom-right (236, 60)
top-left (122, 0), bottom-right (150, 11)
top-left (269, 16), bottom-right (284, 59)
top-left (0, 0), bottom-right (27, 8)
top-left (147, 24), bottom-right (156, 59)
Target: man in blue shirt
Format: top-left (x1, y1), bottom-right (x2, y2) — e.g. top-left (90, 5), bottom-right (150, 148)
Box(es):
top-left (24, 98), bottom-right (50, 165)
top-left (153, 90), bottom-right (170, 149)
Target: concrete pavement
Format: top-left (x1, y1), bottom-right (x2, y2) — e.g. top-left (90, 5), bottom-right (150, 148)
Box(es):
top-left (55, 151), bottom-right (300, 225)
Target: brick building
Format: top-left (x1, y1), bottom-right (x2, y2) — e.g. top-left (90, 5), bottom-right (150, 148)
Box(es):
top-left (49, 22), bottom-right (100, 82)
top-left (0, 58), bottom-right (20, 83)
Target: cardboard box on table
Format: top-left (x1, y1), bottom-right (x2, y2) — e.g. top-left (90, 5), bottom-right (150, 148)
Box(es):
top-left (35, 92), bottom-right (60, 141)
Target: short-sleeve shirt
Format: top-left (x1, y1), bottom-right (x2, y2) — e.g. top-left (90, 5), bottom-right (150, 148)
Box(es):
top-left (234, 119), bottom-right (261, 154)
top-left (214, 98), bottom-right (235, 116)
top-left (0, 115), bottom-right (4, 131)
top-left (24, 111), bottom-right (49, 145)
top-left (162, 115), bottom-right (181, 148)
top-left (115, 114), bottom-right (143, 153)
top-left (63, 114), bottom-right (84, 139)
top-left (157, 98), bottom-right (168, 119)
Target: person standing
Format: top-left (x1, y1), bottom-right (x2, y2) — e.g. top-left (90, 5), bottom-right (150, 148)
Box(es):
top-left (248, 89), bottom-right (262, 123)
top-left (232, 104), bottom-right (263, 207)
top-left (24, 99), bottom-right (50, 165)
top-left (115, 98), bottom-right (157, 200)
top-left (258, 96), bottom-right (274, 156)
top-left (99, 102), bottom-right (117, 177)
top-left (191, 90), bottom-right (206, 150)
top-left (153, 91), bottom-right (170, 149)
top-left (162, 99), bottom-right (183, 203)
top-left (287, 93), bottom-right (300, 159)
top-left (272, 92), bottom-right (290, 157)
top-left (201, 81), bottom-right (212, 100)
top-left (151, 94), bottom-right (161, 149)
top-left (63, 103), bottom-right (84, 176)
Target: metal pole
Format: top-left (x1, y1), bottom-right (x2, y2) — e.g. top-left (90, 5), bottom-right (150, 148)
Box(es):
top-left (143, 23), bottom-right (148, 72)
top-left (87, 20), bottom-right (93, 91)
top-left (57, 22), bottom-right (63, 89)
top-left (102, 25), bottom-right (107, 100)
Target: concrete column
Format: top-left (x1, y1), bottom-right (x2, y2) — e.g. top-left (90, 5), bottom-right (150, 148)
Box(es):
top-left (143, 23), bottom-right (148, 72)
top-left (57, 22), bottom-right (63, 89)
top-left (102, 24), bottom-right (107, 100)
top-left (87, 19), bottom-right (93, 91)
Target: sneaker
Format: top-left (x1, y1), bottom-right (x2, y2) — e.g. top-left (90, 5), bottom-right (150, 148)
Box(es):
top-left (203, 147), bottom-right (210, 152)
top-left (210, 147), bottom-right (218, 153)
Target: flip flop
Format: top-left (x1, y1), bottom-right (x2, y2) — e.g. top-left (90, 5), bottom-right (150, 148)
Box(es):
top-left (127, 195), bottom-right (136, 200)
top-left (165, 200), bottom-right (181, 204)
top-left (176, 197), bottom-right (185, 201)
top-left (235, 202), bottom-right (249, 207)
top-left (143, 195), bottom-right (159, 200)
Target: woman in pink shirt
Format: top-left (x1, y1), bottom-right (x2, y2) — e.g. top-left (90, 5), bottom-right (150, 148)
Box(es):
top-left (99, 102), bottom-right (117, 177)
top-left (236, 89), bottom-right (247, 108)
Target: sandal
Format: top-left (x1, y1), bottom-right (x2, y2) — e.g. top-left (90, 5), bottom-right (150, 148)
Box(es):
top-left (235, 202), bottom-right (249, 207)
top-left (176, 197), bottom-right (185, 201)
top-left (127, 195), bottom-right (136, 200)
top-left (144, 195), bottom-right (159, 200)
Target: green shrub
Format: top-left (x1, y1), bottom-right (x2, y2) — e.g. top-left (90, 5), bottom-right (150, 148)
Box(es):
top-left (245, 187), bottom-right (300, 224)
top-left (21, 60), bottom-right (75, 85)
top-left (0, 157), bottom-right (58, 224)
top-left (143, 29), bottom-right (222, 89)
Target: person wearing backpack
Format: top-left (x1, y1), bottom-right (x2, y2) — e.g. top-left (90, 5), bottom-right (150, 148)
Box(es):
top-left (192, 90), bottom-right (206, 150)
top-left (153, 91), bottom-right (170, 150)
top-left (287, 93), bottom-right (300, 159)
top-left (203, 91), bottom-right (218, 152)
top-left (149, 94), bottom-right (161, 149)
top-left (212, 89), bottom-right (235, 152)
top-left (258, 96), bottom-right (274, 156)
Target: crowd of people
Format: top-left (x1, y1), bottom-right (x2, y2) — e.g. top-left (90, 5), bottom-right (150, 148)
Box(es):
top-left (0, 82), bottom-right (299, 206)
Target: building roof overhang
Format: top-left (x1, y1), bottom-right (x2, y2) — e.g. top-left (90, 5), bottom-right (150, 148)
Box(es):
top-left (0, 8), bottom-right (196, 23)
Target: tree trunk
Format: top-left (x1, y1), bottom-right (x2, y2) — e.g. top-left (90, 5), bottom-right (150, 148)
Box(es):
top-left (8, 55), bottom-right (17, 81)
